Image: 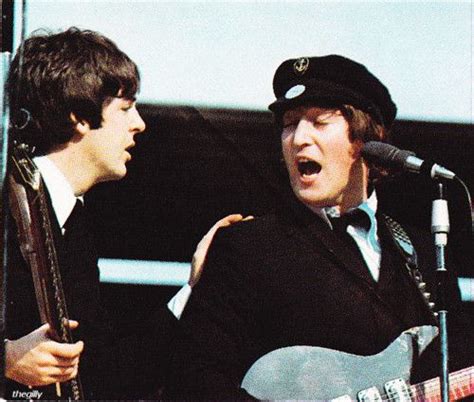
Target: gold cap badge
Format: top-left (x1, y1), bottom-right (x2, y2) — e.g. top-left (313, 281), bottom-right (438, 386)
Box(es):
top-left (293, 57), bottom-right (309, 76)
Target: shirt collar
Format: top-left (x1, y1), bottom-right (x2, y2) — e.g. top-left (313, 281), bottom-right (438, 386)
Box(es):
top-left (356, 191), bottom-right (378, 226)
top-left (33, 156), bottom-right (83, 229)
top-left (314, 191), bottom-right (378, 230)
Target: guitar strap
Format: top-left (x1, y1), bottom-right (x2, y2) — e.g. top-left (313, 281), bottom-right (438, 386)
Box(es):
top-left (382, 214), bottom-right (438, 320)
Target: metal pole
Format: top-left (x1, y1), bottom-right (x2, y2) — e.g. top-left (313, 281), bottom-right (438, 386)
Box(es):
top-left (431, 181), bottom-right (450, 402)
top-left (1, 0), bottom-right (26, 395)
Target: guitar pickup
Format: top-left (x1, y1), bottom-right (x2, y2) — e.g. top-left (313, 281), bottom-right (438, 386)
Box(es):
top-left (384, 378), bottom-right (411, 401)
top-left (357, 386), bottom-right (382, 401)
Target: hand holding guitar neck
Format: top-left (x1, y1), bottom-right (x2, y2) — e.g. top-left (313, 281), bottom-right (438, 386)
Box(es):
top-left (5, 321), bottom-right (83, 388)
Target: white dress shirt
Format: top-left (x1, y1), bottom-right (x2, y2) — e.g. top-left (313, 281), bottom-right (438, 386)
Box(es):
top-left (320, 192), bottom-right (382, 282)
top-left (33, 156), bottom-right (80, 234)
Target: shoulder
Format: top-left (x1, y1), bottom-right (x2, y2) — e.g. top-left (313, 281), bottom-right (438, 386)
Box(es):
top-left (201, 213), bottom-right (295, 279)
top-left (212, 213), bottom-right (291, 250)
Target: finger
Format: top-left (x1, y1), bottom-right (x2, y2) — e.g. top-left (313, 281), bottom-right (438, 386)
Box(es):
top-left (202, 216), bottom-right (240, 238)
top-left (34, 349), bottom-right (79, 368)
top-left (217, 214), bottom-right (244, 226)
top-left (49, 365), bottom-right (79, 383)
top-left (46, 364), bottom-right (78, 377)
top-left (48, 341), bottom-right (84, 359)
top-left (28, 363), bottom-right (78, 387)
top-left (66, 320), bottom-right (79, 330)
top-left (201, 214), bottom-right (245, 242)
top-left (197, 214), bottom-right (246, 250)
top-left (51, 355), bottom-right (80, 368)
top-left (41, 364), bottom-right (78, 378)
top-left (218, 213), bottom-right (255, 225)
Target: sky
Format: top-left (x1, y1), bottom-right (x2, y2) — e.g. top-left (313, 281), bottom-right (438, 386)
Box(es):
top-left (15, 0), bottom-right (474, 123)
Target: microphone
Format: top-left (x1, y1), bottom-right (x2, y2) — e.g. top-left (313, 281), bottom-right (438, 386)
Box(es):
top-left (361, 141), bottom-right (456, 180)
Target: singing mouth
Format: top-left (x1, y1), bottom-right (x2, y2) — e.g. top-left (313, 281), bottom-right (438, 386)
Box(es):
top-left (297, 159), bottom-right (322, 177)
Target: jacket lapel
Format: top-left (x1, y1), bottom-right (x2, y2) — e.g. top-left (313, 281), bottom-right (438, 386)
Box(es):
top-left (282, 195), bottom-right (376, 287)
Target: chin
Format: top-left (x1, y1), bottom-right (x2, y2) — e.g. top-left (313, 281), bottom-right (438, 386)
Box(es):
top-left (115, 168), bottom-right (127, 180)
top-left (105, 166), bottom-right (128, 182)
top-left (294, 189), bottom-right (332, 209)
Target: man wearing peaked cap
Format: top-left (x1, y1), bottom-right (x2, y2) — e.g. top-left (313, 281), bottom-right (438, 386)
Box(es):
top-left (167, 55), bottom-right (474, 399)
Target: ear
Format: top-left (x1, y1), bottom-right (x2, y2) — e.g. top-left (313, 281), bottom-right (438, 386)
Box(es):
top-left (70, 113), bottom-right (90, 135)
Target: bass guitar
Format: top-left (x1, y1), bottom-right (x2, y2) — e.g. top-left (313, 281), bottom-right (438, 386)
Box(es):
top-left (8, 144), bottom-right (83, 400)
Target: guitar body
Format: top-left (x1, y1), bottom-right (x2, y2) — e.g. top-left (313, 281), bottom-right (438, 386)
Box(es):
top-left (242, 325), bottom-right (438, 400)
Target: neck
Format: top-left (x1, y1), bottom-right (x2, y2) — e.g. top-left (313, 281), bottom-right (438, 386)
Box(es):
top-left (335, 159), bottom-right (370, 215)
top-left (46, 144), bottom-right (96, 197)
top-left (338, 190), bottom-right (368, 215)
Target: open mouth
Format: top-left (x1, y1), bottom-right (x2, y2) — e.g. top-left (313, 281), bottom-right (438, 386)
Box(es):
top-left (297, 160), bottom-right (322, 177)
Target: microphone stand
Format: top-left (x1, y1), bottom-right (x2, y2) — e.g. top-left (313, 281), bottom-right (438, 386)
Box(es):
top-left (431, 180), bottom-right (450, 402)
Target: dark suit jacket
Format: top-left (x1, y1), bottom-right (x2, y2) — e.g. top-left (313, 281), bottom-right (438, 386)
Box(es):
top-left (6, 191), bottom-right (177, 400)
top-left (167, 195), bottom-right (474, 399)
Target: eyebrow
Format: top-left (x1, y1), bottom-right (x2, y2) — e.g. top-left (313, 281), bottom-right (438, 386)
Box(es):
top-left (116, 92), bottom-right (136, 103)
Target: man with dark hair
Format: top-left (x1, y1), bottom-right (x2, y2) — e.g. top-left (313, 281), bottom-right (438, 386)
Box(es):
top-left (167, 55), bottom-right (474, 399)
top-left (4, 27), bottom-right (244, 399)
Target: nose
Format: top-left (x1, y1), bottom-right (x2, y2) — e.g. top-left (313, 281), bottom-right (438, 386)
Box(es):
top-left (130, 108), bottom-right (146, 134)
top-left (292, 119), bottom-right (313, 147)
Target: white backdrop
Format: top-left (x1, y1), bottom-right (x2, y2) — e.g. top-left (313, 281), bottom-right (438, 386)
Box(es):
top-left (17, 0), bottom-right (473, 124)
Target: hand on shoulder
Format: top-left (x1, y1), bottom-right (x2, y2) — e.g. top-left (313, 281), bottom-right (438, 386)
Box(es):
top-left (189, 214), bottom-right (254, 287)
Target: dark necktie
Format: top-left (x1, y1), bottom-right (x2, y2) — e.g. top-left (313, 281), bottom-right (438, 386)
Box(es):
top-left (61, 199), bottom-right (93, 281)
top-left (330, 209), bottom-right (371, 234)
top-left (64, 200), bottom-right (85, 241)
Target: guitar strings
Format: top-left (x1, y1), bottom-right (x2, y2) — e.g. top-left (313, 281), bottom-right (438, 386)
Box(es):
top-left (411, 369), bottom-right (472, 396)
top-left (375, 369), bottom-right (472, 402)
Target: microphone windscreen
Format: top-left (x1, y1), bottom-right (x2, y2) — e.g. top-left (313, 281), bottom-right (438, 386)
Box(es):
top-left (361, 142), bottom-right (414, 170)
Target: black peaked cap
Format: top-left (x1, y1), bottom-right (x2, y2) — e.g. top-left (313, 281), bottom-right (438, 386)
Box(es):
top-left (269, 55), bottom-right (397, 128)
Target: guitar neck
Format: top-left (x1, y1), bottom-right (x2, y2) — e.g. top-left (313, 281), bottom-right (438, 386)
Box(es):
top-left (410, 367), bottom-right (474, 401)
top-left (8, 149), bottom-right (84, 400)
